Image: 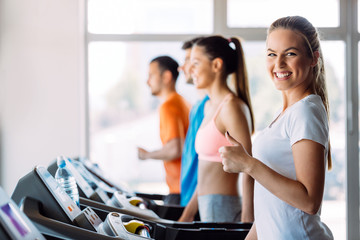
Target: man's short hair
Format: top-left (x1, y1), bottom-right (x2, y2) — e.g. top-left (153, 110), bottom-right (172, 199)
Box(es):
top-left (150, 56), bottom-right (179, 81)
top-left (181, 36), bottom-right (205, 50)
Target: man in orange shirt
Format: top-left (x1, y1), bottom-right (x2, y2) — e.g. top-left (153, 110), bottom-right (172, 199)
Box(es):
top-left (138, 56), bottom-right (190, 205)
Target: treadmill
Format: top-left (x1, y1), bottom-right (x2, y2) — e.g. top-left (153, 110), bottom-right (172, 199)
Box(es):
top-left (12, 165), bottom-right (250, 240)
top-left (48, 157), bottom-right (184, 221)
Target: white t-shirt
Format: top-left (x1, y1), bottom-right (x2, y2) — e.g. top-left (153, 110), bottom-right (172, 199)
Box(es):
top-left (252, 94), bottom-right (333, 239)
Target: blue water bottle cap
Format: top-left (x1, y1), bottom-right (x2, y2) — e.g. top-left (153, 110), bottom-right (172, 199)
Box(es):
top-left (57, 157), bottom-right (66, 168)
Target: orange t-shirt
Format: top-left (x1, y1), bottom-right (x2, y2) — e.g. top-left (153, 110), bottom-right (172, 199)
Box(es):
top-left (160, 92), bottom-right (190, 193)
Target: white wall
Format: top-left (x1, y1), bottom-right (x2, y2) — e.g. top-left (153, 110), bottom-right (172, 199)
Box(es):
top-left (0, 0), bottom-right (85, 195)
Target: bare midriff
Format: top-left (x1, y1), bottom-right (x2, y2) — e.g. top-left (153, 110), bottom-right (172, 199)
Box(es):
top-left (197, 159), bottom-right (239, 196)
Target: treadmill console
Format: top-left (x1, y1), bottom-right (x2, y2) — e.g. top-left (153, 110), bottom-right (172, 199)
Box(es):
top-left (0, 187), bottom-right (45, 240)
top-left (36, 166), bottom-right (81, 221)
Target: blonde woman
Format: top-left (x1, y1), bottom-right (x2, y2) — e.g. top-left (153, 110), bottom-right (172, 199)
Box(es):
top-left (220, 16), bottom-right (333, 239)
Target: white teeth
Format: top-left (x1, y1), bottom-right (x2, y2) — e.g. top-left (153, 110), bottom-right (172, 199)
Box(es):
top-left (276, 72), bottom-right (290, 78)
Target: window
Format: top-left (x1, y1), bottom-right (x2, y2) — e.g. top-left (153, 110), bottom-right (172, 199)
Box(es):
top-left (321, 41), bottom-right (346, 239)
top-left (227, 0), bottom-right (339, 28)
top-left (88, 41), bottom-right (198, 191)
top-left (88, 0), bottom-right (213, 34)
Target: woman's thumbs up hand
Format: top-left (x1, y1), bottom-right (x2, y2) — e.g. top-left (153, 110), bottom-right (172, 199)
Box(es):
top-left (219, 131), bottom-right (252, 173)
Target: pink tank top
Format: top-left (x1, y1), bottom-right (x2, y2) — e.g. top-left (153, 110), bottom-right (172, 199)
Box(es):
top-left (195, 94), bottom-right (233, 162)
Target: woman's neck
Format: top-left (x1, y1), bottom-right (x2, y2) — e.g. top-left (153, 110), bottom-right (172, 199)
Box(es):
top-left (206, 78), bottom-right (231, 103)
top-left (281, 87), bottom-right (314, 111)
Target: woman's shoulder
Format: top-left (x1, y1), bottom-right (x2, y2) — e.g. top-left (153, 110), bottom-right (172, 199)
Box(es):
top-left (286, 95), bottom-right (329, 147)
top-left (290, 95), bottom-right (326, 116)
top-left (222, 93), bottom-right (248, 107)
top-left (222, 94), bottom-right (248, 113)
top-left (220, 94), bottom-right (251, 125)
top-left (287, 95), bottom-right (327, 125)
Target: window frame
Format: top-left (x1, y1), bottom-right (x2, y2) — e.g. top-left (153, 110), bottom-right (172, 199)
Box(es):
top-left (84, 0), bottom-right (359, 239)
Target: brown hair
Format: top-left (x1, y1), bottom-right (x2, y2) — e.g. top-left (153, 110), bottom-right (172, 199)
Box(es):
top-left (181, 37), bottom-right (205, 50)
top-left (268, 16), bottom-right (332, 170)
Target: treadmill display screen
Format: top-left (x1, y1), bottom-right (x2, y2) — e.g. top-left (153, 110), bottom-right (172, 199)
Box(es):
top-left (0, 203), bottom-right (30, 237)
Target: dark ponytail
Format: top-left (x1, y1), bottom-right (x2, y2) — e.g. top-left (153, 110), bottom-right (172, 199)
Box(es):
top-left (230, 37), bottom-right (254, 134)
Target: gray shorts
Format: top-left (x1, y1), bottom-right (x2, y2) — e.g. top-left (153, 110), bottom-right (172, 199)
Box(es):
top-left (198, 194), bottom-right (242, 222)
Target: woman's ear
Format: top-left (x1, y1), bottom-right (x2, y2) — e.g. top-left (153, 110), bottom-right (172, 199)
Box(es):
top-left (311, 51), bottom-right (320, 67)
top-left (212, 57), bottom-right (224, 72)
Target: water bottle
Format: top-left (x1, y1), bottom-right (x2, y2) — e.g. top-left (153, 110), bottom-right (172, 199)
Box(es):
top-left (55, 156), bottom-right (80, 207)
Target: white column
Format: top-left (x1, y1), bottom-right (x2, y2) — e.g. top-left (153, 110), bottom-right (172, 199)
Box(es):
top-left (0, 0), bottom-right (85, 195)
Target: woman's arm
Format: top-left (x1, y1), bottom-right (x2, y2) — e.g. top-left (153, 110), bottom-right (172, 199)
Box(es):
top-left (245, 223), bottom-right (257, 240)
top-left (241, 173), bottom-right (254, 222)
top-left (221, 134), bottom-right (326, 215)
top-left (178, 188), bottom-right (198, 222)
top-left (219, 97), bottom-right (254, 221)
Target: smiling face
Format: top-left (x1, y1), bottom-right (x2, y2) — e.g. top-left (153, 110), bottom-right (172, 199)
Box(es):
top-left (190, 46), bottom-right (216, 89)
top-left (266, 28), bottom-right (315, 93)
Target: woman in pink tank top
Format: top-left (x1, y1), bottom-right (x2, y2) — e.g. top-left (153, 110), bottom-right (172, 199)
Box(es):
top-left (178, 36), bottom-right (255, 223)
